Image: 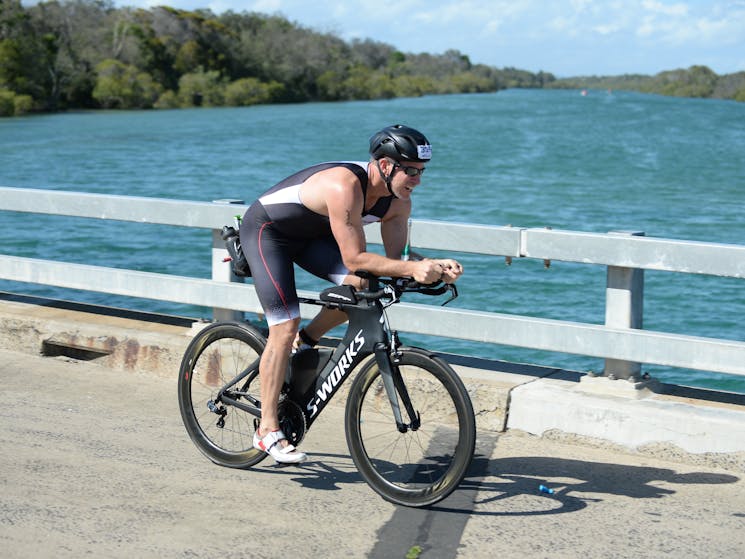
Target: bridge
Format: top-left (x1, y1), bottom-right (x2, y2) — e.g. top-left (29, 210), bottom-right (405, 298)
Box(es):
top-left (1, 186), bottom-right (745, 557)
top-left (1, 185), bottom-right (744, 454)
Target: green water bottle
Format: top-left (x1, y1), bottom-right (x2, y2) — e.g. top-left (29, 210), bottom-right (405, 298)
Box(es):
top-left (402, 218), bottom-right (412, 261)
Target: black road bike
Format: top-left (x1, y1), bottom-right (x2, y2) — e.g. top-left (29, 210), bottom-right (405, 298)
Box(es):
top-left (177, 273), bottom-right (476, 507)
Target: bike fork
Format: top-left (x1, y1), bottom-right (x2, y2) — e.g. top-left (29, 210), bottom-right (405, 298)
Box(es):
top-left (373, 342), bottom-right (420, 433)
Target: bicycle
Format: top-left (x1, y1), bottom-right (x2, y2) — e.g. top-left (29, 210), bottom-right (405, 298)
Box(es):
top-left (177, 272), bottom-right (476, 507)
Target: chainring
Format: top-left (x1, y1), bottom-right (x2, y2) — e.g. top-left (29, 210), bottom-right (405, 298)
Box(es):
top-left (278, 398), bottom-right (307, 447)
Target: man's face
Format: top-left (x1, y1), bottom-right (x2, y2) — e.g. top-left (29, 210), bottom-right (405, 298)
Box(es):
top-left (386, 159), bottom-right (426, 200)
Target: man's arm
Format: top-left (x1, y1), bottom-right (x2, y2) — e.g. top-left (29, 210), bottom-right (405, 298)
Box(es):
top-left (325, 177), bottom-right (445, 283)
top-left (380, 199), bottom-right (464, 283)
top-left (380, 198), bottom-right (411, 259)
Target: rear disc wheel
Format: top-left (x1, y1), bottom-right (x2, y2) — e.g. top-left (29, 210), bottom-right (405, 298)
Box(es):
top-left (177, 322), bottom-right (267, 468)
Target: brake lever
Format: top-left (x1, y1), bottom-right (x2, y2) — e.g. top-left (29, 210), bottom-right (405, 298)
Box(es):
top-left (440, 284), bottom-right (458, 306)
top-left (381, 284), bottom-right (399, 308)
top-left (398, 278), bottom-right (458, 306)
top-left (416, 285), bottom-right (448, 296)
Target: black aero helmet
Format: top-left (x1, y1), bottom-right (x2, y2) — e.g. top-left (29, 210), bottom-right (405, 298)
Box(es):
top-left (369, 124), bottom-right (432, 162)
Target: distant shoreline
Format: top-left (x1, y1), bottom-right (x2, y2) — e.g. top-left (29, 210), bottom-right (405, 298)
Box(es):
top-left (1, 3), bottom-right (742, 117)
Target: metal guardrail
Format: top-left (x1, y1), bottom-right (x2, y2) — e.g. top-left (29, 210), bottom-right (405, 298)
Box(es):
top-left (1, 186), bottom-right (745, 380)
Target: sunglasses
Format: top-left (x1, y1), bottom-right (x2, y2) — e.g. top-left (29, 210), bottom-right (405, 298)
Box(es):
top-left (393, 162), bottom-right (426, 177)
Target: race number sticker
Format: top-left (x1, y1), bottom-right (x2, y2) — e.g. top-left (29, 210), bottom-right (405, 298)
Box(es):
top-left (417, 144), bottom-right (432, 160)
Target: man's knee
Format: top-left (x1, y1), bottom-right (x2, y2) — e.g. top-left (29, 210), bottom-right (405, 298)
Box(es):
top-left (343, 273), bottom-right (367, 290)
top-left (268, 317), bottom-right (301, 344)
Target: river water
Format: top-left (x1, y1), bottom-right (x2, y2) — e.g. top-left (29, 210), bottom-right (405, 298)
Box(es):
top-left (1, 89), bottom-right (743, 392)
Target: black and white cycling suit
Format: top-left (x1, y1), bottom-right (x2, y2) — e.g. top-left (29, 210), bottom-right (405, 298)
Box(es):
top-left (239, 161), bottom-right (394, 326)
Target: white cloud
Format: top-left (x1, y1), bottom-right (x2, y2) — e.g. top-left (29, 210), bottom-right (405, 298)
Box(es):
top-left (570, 0), bottom-right (594, 10)
top-left (593, 23), bottom-right (622, 35)
top-left (547, 14), bottom-right (571, 31)
top-left (250, 0), bottom-right (283, 11)
top-left (641, 0), bottom-right (689, 17)
top-left (635, 2), bottom-right (745, 47)
top-left (20, 0), bottom-right (745, 75)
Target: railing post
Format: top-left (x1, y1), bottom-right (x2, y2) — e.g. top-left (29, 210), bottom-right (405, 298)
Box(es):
top-left (603, 231), bottom-right (645, 380)
top-left (211, 199), bottom-right (245, 322)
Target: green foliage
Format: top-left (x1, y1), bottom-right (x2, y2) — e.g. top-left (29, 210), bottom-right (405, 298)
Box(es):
top-left (174, 40), bottom-right (204, 75)
top-left (224, 77), bottom-right (283, 106)
top-left (4, 1), bottom-right (742, 117)
top-left (0, 2), bottom-right (49, 102)
top-left (177, 68), bottom-right (224, 106)
top-left (710, 71), bottom-right (745, 100)
top-left (0, 38), bottom-right (23, 88)
top-left (153, 89), bottom-right (179, 109)
top-left (331, 65), bottom-right (396, 100)
top-left (13, 92), bottom-right (34, 114)
top-left (644, 65), bottom-right (718, 98)
top-left (0, 88), bottom-right (33, 116)
top-left (549, 66), bottom-right (745, 102)
top-left (0, 0), bottom-right (557, 116)
top-left (392, 74), bottom-right (435, 98)
top-left (93, 59), bottom-right (162, 108)
top-left (0, 89), bottom-right (16, 116)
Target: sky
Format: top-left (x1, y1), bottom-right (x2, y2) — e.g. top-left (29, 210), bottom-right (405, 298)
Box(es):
top-left (33, 1), bottom-right (745, 77)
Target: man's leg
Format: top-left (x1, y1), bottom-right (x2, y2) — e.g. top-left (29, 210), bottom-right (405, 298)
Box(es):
top-left (301, 307), bottom-right (346, 344)
top-left (297, 273), bottom-right (366, 344)
top-left (259, 316), bottom-right (300, 436)
top-left (240, 208), bottom-right (306, 462)
top-left (253, 316), bottom-right (307, 463)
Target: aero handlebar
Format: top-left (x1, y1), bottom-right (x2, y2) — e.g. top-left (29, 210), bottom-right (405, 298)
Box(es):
top-left (353, 273), bottom-right (458, 306)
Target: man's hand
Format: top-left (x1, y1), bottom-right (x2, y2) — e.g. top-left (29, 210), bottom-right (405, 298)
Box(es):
top-left (412, 258), bottom-right (463, 284)
top-left (435, 258), bottom-right (463, 284)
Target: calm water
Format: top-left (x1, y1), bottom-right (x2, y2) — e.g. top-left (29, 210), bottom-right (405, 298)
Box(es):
top-left (1, 89), bottom-right (744, 392)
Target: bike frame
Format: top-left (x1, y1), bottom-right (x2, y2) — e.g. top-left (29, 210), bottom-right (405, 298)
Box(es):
top-left (216, 279), bottom-right (416, 433)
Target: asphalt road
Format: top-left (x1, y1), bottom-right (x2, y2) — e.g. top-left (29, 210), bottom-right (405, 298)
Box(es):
top-left (1, 348), bottom-right (744, 558)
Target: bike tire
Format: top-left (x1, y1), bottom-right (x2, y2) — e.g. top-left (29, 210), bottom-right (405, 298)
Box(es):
top-left (345, 347), bottom-right (476, 507)
top-left (178, 321), bottom-right (267, 469)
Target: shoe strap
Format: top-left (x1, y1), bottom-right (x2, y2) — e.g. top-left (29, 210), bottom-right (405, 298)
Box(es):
top-left (277, 443), bottom-right (299, 454)
top-left (258, 429), bottom-right (286, 452)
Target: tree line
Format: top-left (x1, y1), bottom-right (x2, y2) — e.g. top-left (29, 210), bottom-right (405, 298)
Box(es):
top-left (548, 65), bottom-right (745, 102)
top-left (0, 0), bottom-right (553, 116)
top-left (2, 1), bottom-right (743, 118)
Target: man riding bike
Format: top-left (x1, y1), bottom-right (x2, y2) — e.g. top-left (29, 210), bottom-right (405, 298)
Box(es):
top-left (239, 124), bottom-right (463, 463)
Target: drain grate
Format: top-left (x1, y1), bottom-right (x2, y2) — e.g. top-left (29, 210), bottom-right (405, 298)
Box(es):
top-left (41, 340), bottom-right (111, 361)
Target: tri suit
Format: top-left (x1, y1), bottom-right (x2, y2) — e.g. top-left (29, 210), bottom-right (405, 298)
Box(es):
top-left (239, 161), bottom-right (394, 326)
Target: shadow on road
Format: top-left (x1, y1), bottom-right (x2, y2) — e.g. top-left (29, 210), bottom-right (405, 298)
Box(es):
top-left (248, 440), bottom-right (740, 517)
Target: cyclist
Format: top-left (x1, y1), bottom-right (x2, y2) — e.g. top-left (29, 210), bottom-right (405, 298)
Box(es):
top-left (239, 124), bottom-right (463, 463)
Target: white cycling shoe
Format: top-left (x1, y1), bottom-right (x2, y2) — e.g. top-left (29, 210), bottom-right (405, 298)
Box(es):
top-left (253, 428), bottom-right (307, 464)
